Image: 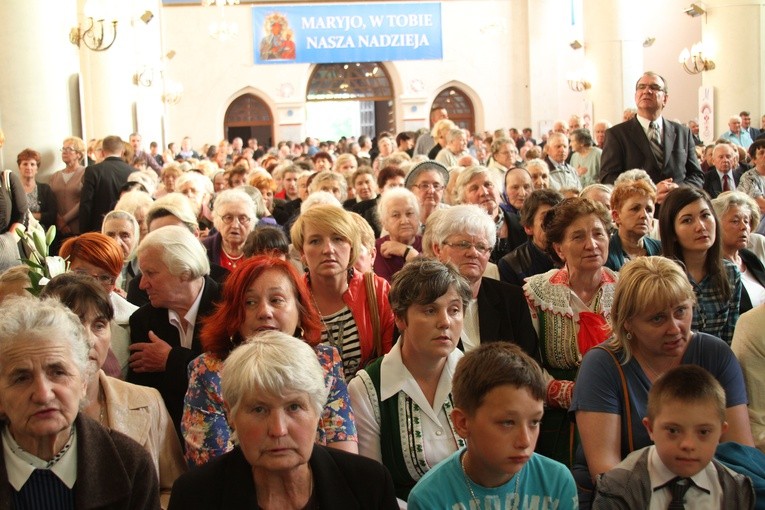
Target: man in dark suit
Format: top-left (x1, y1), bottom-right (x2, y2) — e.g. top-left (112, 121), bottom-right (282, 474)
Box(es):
top-left (79, 135), bottom-right (134, 233)
top-left (600, 72), bottom-right (704, 203)
top-left (127, 225), bottom-right (221, 442)
top-left (703, 142), bottom-right (740, 199)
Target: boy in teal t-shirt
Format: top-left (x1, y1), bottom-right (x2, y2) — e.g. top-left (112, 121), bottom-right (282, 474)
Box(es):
top-left (408, 343), bottom-right (578, 509)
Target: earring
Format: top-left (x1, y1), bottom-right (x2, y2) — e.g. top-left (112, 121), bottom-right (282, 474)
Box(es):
top-left (347, 266), bottom-right (355, 281)
top-left (625, 331), bottom-right (632, 341)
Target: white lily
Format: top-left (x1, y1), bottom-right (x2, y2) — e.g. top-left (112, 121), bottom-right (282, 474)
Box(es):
top-left (45, 256), bottom-right (68, 278)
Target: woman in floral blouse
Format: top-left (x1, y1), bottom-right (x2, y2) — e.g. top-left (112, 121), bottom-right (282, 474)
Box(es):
top-left (181, 255), bottom-right (357, 467)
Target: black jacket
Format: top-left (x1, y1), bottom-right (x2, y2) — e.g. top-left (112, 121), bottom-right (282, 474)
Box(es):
top-left (79, 157), bottom-right (134, 232)
top-left (168, 445), bottom-right (398, 510)
top-left (127, 276), bottom-right (220, 443)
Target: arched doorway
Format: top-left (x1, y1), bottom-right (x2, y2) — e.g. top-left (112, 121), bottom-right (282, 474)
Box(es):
top-left (306, 62), bottom-right (394, 140)
top-left (433, 86), bottom-right (475, 134)
top-left (224, 93), bottom-right (274, 149)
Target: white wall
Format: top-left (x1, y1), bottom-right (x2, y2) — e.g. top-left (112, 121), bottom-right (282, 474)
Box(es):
top-left (159, 0), bottom-right (707, 150)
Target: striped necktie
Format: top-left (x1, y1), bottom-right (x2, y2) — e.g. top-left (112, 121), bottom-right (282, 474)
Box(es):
top-left (648, 121), bottom-right (664, 164)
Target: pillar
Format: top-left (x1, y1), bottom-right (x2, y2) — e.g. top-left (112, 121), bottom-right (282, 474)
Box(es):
top-left (0, 0), bottom-right (81, 176)
top-left (701, 0), bottom-right (765, 136)
top-left (582, 0), bottom-right (645, 125)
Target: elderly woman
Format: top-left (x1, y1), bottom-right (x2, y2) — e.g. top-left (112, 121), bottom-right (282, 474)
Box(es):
top-left (171, 332), bottom-right (397, 509)
top-left (49, 137), bottom-right (86, 237)
top-left (571, 257), bottom-right (753, 503)
top-left (176, 171), bottom-right (214, 232)
top-left (374, 188), bottom-right (422, 282)
top-left (16, 149), bottom-right (57, 230)
top-left (527, 158), bottom-right (551, 190)
top-left (203, 188), bottom-right (257, 272)
top-left (349, 259), bottom-right (471, 502)
top-left (182, 256), bottom-right (357, 468)
top-left (712, 191), bottom-right (765, 313)
top-left (405, 160), bottom-right (449, 231)
top-left (429, 204), bottom-right (539, 356)
top-left (737, 139), bottom-right (765, 210)
top-left (102, 209), bottom-right (141, 292)
top-left (155, 164), bottom-right (182, 199)
top-left (60, 232), bottom-right (138, 379)
top-left (500, 166), bottom-right (533, 217)
top-left (41, 273), bottom-right (186, 508)
top-left (114, 189), bottom-right (153, 242)
top-left (0, 296), bottom-right (159, 508)
top-left (344, 167), bottom-right (378, 210)
top-left (456, 165), bottom-right (527, 262)
top-left (292, 205), bottom-right (394, 379)
top-left (435, 128), bottom-right (468, 168)
top-left (569, 128), bottom-right (602, 187)
top-left (308, 170), bottom-right (348, 203)
top-left (659, 186), bottom-right (741, 344)
top-left (605, 179), bottom-right (662, 271)
top-left (523, 197), bottom-right (618, 465)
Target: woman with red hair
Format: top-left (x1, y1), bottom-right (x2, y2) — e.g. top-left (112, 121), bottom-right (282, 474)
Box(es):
top-left (59, 232), bottom-right (139, 378)
top-left (181, 255), bottom-right (357, 467)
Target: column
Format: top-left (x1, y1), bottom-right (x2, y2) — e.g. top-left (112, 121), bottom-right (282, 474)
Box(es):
top-left (0, 0), bottom-right (81, 175)
top-left (582, 0), bottom-right (645, 125)
top-left (701, 0), bottom-right (765, 136)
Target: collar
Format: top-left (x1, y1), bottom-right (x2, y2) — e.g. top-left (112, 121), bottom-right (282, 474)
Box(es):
top-left (2, 424), bottom-right (78, 490)
top-left (636, 115), bottom-right (663, 134)
top-left (379, 341), bottom-right (463, 424)
top-left (716, 169), bottom-right (733, 182)
top-left (647, 444), bottom-right (714, 495)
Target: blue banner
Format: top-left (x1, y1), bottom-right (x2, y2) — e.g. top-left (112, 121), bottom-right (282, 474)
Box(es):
top-left (252, 2), bottom-right (442, 64)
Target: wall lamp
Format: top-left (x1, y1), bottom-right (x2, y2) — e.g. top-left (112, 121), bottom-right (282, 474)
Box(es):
top-left (70, 16), bottom-right (118, 52)
top-left (678, 42), bottom-right (715, 74)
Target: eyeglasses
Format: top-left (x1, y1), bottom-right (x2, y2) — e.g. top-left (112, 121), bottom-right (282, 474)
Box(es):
top-left (636, 84), bottom-right (665, 93)
top-left (413, 182), bottom-right (444, 192)
top-left (442, 240), bottom-right (493, 254)
top-left (60, 147), bottom-right (77, 153)
top-left (219, 214), bottom-right (252, 225)
top-left (71, 269), bottom-right (116, 286)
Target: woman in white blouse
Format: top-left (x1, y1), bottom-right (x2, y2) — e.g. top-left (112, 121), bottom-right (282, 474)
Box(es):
top-left (348, 258), bottom-right (471, 503)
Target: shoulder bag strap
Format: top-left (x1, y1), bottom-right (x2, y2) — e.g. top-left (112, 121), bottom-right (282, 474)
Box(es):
top-left (593, 345), bottom-right (634, 453)
top-left (364, 271), bottom-right (382, 360)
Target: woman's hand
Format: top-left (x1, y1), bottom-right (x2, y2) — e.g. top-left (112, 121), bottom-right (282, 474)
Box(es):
top-left (380, 240), bottom-right (408, 259)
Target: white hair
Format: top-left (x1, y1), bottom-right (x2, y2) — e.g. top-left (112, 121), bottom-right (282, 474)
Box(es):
top-left (137, 225), bottom-right (209, 279)
top-left (454, 166), bottom-right (500, 204)
top-left (377, 187), bottom-right (420, 224)
top-left (300, 191), bottom-right (342, 214)
top-left (222, 331), bottom-right (329, 419)
top-left (0, 296), bottom-right (89, 379)
top-left (176, 171), bottom-right (214, 196)
top-left (213, 188), bottom-right (257, 220)
top-left (428, 204), bottom-right (496, 247)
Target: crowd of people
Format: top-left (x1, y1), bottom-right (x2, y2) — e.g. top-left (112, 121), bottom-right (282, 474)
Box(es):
top-left (0, 70), bottom-right (764, 508)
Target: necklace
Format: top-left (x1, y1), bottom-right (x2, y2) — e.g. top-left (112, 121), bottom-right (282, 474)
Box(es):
top-left (639, 355), bottom-right (679, 380)
top-left (221, 248), bottom-right (244, 269)
top-left (311, 293), bottom-right (346, 355)
top-left (460, 452), bottom-right (521, 508)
